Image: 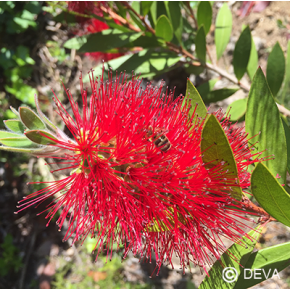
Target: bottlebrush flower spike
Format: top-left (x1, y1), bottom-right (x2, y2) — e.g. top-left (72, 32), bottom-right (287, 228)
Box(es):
top-left (14, 69), bottom-right (263, 275)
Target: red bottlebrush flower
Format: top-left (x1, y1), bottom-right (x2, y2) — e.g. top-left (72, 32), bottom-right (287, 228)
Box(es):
top-left (18, 70), bottom-right (261, 275)
top-left (67, 1), bottom-right (124, 62)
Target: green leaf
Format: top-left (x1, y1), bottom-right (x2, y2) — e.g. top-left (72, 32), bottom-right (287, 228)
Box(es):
top-left (0, 137), bottom-right (36, 148)
top-left (155, 15), bottom-right (173, 42)
top-left (279, 41), bottom-right (290, 105)
top-left (226, 98), bottom-right (247, 121)
top-left (266, 42), bottom-right (285, 96)
top-left (247, 35), bottom-right (259, 81)
top-left (141, 1), bottom-right (153, 16)
top-left (25, 130), bottom-right (57, 145)
top-left (251, 163), bottom-right (290, 227)
top-left (0, 145), bottom-right (44, 154)
top-left (148, 1), bottom-right (157, 26)
top-left (233, 26), bottom-right (252, 81)
top-left (19, 107), bottom-right (46, 130)
top-left (245, 67), bottom-right (287, 184)
top-left (215, 3), bottom-right (232, 60)
top-left (4, 119), bottom-right (26, 133)
top-left (183, 79), bottom-right (207, 120)
top-left (201, 114), bottom-right (243, 200)
top-left (0, 131), bottom-right (23, 139)
top-left (197, 1), bottom-right (212, 35)
top-left (234, 242), bottom-right (290, 288)
top-left (196, 79), bottom-right (218, 97)
top-left (164, 1), bottom-right (183, 45)
top-left (85, 49), bottom-right (181, 81)
top-left (282, 118), bottom-right (290, 173)
top-left (196, 25), bottom-right (206, 62)
top-left (199, 227), bottom-right (262, 289)
top-left (202, 88), bottom-right (239, 103)
top-left (64, 29), bottom-right (143, 52)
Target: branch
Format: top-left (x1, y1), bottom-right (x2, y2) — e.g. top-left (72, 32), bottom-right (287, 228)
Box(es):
top-left (242, 196), bottom-right (276, 223)
top-left (121, 2), bottom-right (290, 118)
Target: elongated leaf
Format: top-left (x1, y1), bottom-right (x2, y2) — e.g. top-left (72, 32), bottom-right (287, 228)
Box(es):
top-left (196, 79), bottom-right (218, 97)
top-left (85, 49), bottom-right (181, 81)
top-left (25, 130), bottom-right (57, 145)
top-left (282, 118), bottom-right (290, 174)
top-left (201, 115), bottom-right (242, 200)
top-left (233, 26), bottom-right (252, 81)
top-left (202, 88), bottom-right (239, 103)
top-left (266, 42), bottom-right (285, 96)
top-left (196, 25), bottom-right (206, 62)
top-left (141, 1), bottom-right (153, 16)
top-left (148, 1), bottom-right (157, 26)
top-left (0, 131), bottom-right (23, 139)
top-left (226, 98), bottom-right (247, 121)
top-left (199, 227), bottom-right (262, 289)
top-left (4, 119), bottom-right (26, 133)
top-left (251, 163), bottom-right (290, 227)
top-left (0, 146), bottom-right (43, 153)
top-left (245, 67), bottom-right (287, 184)
top-left (234, 242), bottom-right (290, 288)
top-left (247, 35), bottom-right (258, 81)
top-left (19, 107), bottom-right (46, 130)
top-left (0, 137), bottom-right (35, 148)
top-left (64, 29), bottom-right (143, 52)
top-left (215, 3), bottom-right (232, 60)
top-left (155, 15), bottom-right (173, 42)
top-left (182, 79), bottom-right (207, 120)
top-left (197, 1), bottom-right (212, 35)
top-left (280, 41), bottom-right (290, 105)
top-left (164, 1), bottom-right (183, 45)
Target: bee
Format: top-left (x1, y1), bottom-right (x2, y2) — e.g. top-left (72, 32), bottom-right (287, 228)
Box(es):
top-left (147, 126), bottom-right (172, 152)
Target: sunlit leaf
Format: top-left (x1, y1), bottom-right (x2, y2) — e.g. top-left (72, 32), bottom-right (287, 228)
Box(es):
top-left (197, 1), bottom-right (212, 35)
top-left (182, 79), bottom-right (207, 120)
top-left (233, 26), bottom-right (252, 81)
top-left (251, 163), bottom-right (290, 227)
top-left (25, 130), bottom-right (57, 145)
top-left (226, 98), bottom-right (247, 121)
top-left (0, 137), bottom-right (36, 148)
top-left (201, 114), bottom-right (243, 200)
top-left (196, 25), bottom-right (206, 62)
top-left (247, 35), bottom-right (258, 81)
top-left (215, 3), bottom-right (232, 60)
top-left (164, 1), bottom-right (183, 45)
top-left (282, 118), bottom-right (290, 173)
top-left (19, 107), bottom-right (46, 130)
top-left (4, 119), bottom-right (26, 134)
top-left (199, 227), bottom-right (262, 289)
top-left (279, 41), bottom-right (290, 105)
top-left (245, 67), bottom-right (287, 184)
top-left (155, 15), bottom-right (173, 42)
top-left (64, 29), bottom-right (143, 52)
top-left (266, 42), bottom-right (285, 96)
top-left (234, 242), bottom-right (290, 288)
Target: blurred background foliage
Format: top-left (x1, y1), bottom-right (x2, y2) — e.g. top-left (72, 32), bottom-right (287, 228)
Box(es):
top-left (0, 1), bottom-right (290, 288)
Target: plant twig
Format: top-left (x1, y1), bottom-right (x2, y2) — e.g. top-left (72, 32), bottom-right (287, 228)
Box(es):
top-left (121, 2), bottom-right (290, 118)
top-left (242, 196), bottom-right (276, 223)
